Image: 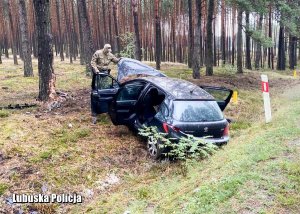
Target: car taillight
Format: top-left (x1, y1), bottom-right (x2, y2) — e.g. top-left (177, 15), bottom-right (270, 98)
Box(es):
top-left (162, 123), bottom-right (180, 133)
top-left (171, 126), bottom-right (181, 132)
top-left (163, 123), bottom-right (169, 133)
top-left (223, 124), bottom-right (229, 136)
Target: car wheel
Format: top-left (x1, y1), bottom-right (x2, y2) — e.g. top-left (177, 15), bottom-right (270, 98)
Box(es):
top-left (147, 136), bottom-right (163, 160)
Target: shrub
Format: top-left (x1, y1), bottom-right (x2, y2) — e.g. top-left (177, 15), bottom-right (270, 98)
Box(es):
top-left (139, 126), bottom-right (218, 161)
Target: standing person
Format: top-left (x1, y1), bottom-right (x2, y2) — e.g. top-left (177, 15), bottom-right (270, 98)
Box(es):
top-left (90, 44), bottom-right (121, 124)
top-left (91, 44), bottom-right (120, 74)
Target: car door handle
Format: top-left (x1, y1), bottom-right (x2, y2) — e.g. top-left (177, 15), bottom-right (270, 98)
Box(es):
top-left (117, 109), bottom-right (130, 113)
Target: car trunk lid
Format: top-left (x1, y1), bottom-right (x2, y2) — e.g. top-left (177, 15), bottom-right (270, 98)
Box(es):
top-left (171, 120), bottom-right (228, 138)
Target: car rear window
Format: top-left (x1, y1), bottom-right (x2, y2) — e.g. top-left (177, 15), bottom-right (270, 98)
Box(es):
top-left (172, 100), bottom-right (223, 122)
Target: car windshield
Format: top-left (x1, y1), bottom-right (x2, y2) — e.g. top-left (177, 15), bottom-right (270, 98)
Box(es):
top-left (172, 100), bottom-right (223, 122)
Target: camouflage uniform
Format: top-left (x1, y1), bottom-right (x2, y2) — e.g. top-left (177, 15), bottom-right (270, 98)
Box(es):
top-left (90, 44), bottom-right (120, 124)
top-left (91, 44), bottom-right (120, 73)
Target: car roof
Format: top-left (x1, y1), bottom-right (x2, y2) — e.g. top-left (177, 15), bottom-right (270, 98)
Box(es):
top-left (135, 76), bottom-right (214, 100)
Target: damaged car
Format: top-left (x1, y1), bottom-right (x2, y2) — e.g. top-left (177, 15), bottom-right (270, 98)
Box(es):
top-left (91, 58), bottom-right (233, 159)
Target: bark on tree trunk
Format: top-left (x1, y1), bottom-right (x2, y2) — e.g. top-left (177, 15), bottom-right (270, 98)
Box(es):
top-left (236, 9), bottom-right (243, 74)
top-left (6, 0), bottom-right (18, 65)
top-left (132, 0), bottom-right (142, 60)
top-left (268, 6), bottom-right (273, 69)
top-left (77, 0), bottom-right (95, 74)
top-left (62, 0), bottom-right (73, 63)
top-left (289, 35), bottom-right (296, 70)
top-left (108, 1), bottom-right (113, 49)
top-left (113, 0), bottom-right (120, 54)
top-left (188, 0), bottom-right (193, 68)
top-left (101, 0), bottom-right (107, 43)
top-left (55, 0), bottom-right (64, 61)
top-left (33, 0), bottom-right (55, 101)
top-left (154, 0), bottom-right (161, 70)
top-left (277, 25), bottom-right (285, 70)
top-left (245, 11), bottom-right (251, 70)
top-left (0, 0), bottom-right (3, 64)
top-left (192, 0), bottom-right (202, 79)
top-left (206, 0), bottom-right (214, 76)
top-left (255, 14), bottom-right (263, 70)
top-left (0, 42), bottom-right (2, 64)
top-left (18, 0), bottom-right (33, 77)
top-left (231, 7), bottom-right (236, 65)
top-left (4, 35), bottom-right (9, 58)
top-left (221, 0), bottom-right (226, 65)
top-left (77, 0), bottom-right (84, 65)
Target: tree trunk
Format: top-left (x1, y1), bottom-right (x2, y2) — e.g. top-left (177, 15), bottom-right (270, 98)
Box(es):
top-left (154, 0), bottom-right (161, 70)
top-left (245, 11), bottom-right (251, 70)
top-left (206, 0), bottom-right (214, 76)
top-left (71, 0), bottom-right (77, 60)
top-left (192, 0), bottom-right (202, 79)
top-left (33, 0), bottom-right (55, 101)
top-left (101, 0), bottom-right (107, 43)
top-left (268, 6), bottom-right (273, 69)
top-left (18, 0), bottom-right (33, 77)
top-left (0, 0), bottom-right (3, 64)
top-left (289, 35), bottom-right (296, 70)
top-left (132, 0), bottom-right (142, 60)
top-left (0, 45), bottom-right (2, 64)
top-left (221, 0), bottom-right (226, 65)
top-left (55, 0), bottom-right (64, 61)
top-left (77, 0), bottom-right (95, 74)
top-left (77, 0), bottom-right (84, 65)
top-left (231, 7), bottom-right (236, 65)
top-left (188, 0), bottom-right (193, 68)
top-left (255, 14), bottom-right (263, 70)
top-left (236, 9), bottom-right (243, 74)
top-left (171, 13), bottom-right (176, 62)
top-left (107, 0), bottom-right (113, 48)
top-left (62, 0), bottom-right (73, 63)
top-left (277, 25), bottom-right (285, 70)
top-left (6, 0), bottom-right (18, 65)
top-left (113, 0), bottom-right (120, 54)
top-left (4, 35), bottom-right (9, 58)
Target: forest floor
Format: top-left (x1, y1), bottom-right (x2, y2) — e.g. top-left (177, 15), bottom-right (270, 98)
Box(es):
top-left (0, 57), bottom-right (300, 213)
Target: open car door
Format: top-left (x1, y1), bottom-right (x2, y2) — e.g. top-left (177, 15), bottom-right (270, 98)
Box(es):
top-left (109, 82), bottom-right (146, 125)
top-left (200, 86), bottom-right (233, 111)
top-left (91, 73), bottom-right (120, 114)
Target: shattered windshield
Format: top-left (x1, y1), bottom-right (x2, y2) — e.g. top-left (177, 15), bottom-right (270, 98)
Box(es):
top-left (117, 58), bottom-right (166, 81)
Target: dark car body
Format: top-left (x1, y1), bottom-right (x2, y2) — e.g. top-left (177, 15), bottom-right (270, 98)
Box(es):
top-left (91, 73), bottom-right (233, 157)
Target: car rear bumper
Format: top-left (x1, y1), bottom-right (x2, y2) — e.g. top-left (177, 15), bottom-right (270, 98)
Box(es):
top-left (169, 132), bottom-right (229, 145)
top-left (201, 135), bottom-right (229, 145)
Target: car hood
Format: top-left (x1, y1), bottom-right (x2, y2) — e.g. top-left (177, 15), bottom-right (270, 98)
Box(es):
top-left (117, 58), bottom-right (167, 81)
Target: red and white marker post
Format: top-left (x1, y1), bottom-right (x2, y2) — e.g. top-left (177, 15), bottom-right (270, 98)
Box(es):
top-left (261, 74), bottom-right (272, 123)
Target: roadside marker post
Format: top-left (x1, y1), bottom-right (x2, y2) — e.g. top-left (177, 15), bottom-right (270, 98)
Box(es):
top-left (293, 70), bottom-right (297, 78)
top-left (261, 74), bottom-right (272, 123)
top-left (232, 91), bottom-right (238, 104)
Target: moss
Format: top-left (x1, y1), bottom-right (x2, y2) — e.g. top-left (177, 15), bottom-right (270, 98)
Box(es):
top-left (0, 110), bottom-right (10, 118)
top-left (0, 183), bottom-right (9, 196)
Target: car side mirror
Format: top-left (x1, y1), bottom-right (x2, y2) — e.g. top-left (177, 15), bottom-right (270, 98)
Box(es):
top-left (226, 118), bottom-right (233, 123)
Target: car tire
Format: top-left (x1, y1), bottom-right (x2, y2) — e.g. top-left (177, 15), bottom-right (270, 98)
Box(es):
top-left (147, 136), bottom-right (163, 160)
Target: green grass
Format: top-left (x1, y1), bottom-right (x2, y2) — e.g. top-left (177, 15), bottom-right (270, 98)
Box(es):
top-left (29, 126), bottom-right (91, 163)
top-left (0, 183), bottom-right (9, 196)
top-left (0, 109), bottom-right (10, 118)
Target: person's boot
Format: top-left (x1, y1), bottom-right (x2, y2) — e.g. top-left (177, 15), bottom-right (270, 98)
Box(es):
top-left (92, 116), bottom-right (97, 124)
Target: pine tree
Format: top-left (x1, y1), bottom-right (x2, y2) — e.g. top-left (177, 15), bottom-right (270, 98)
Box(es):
top-left (18, 0), bottom-right (33, 77)
top-left (33, 0), bottom-right (56, 101)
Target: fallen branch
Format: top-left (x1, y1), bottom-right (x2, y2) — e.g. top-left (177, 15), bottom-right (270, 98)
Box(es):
top-left (0, 103), bottom-right (37, 110)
